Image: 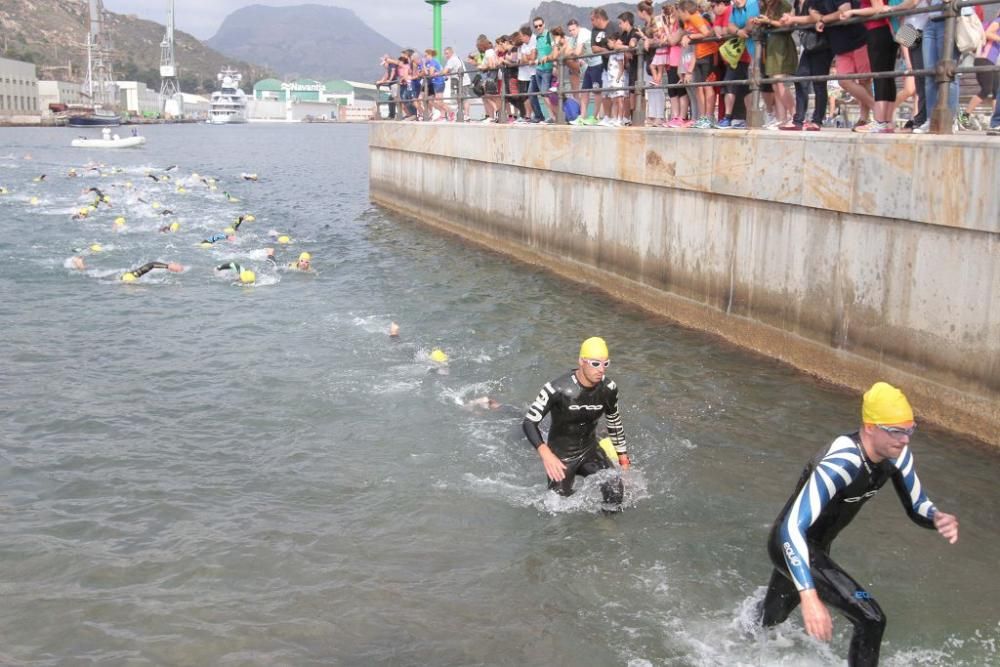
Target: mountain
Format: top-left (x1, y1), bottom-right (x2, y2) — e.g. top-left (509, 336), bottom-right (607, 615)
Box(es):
top-left (206, 4), bottom-right (402, 83)
top-left (0, 0), bottom-right (269, 94)
top-left (528, 1), bottom-right (636, 30)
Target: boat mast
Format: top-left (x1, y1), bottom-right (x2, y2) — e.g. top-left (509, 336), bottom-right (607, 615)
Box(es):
top-left (83, 0), bottom-right (115, 107)
top-left (160, 0), bottom-right (179, 102)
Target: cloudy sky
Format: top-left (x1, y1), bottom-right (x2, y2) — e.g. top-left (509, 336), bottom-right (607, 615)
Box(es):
top-left (104, 0), bottom-right (544, 50)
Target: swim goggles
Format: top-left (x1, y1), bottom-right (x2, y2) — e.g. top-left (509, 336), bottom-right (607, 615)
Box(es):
top-left (583, 358), bottom-right (610, 368)
top-left (878, 424), bottom-right (916, 438)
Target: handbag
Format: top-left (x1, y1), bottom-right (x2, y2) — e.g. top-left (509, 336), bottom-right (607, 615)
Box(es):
top-left (894, 23), bottom-right (920, 48)
top-left (799, 28), bottom-right (828, 52)
top-left (719, 38), bottom-right (745, 69)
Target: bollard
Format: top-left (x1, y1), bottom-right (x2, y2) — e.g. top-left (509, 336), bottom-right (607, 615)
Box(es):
top-left (455, 78), bottom-right (465, 123)
top-left (374, 84), bottom-right (384, 121)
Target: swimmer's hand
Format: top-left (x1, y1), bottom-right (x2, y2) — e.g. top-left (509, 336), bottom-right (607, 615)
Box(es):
top-left (799, 589), bottom-right (832, 642)
top-left (618, 454), bottom-right (630, 469)
top-left (166, 262), bottom-right (184, 273)
top-left (538, 443), bottom-right (567, 482)
top-left (934, 511), bottom-right (959, 544)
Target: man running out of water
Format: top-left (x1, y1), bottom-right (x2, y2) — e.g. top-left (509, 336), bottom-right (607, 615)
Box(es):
top-left (121, 261), bottom-right (183, 282)
top-left (758, 382), bottom-right (959, 666)
top-left (522, 336), bottom-right (630, 505)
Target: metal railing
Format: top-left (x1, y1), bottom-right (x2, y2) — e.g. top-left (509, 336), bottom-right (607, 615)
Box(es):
top-left (374, 0), bottom-right (1000, 134)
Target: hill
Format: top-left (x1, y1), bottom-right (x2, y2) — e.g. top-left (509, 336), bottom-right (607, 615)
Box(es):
top-left (528, 1), bottom-right (636, 29)
top-left (206, 4), bottom-right (402, 83)
top-left (0, 0), bottom-right (269, 94)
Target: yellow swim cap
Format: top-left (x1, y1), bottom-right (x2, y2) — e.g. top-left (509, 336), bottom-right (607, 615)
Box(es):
top-left (30, 197), bottom-right (39, 205)
top-left (299, 252), bottom-right (312, 261)
top-left (579, 336), bottom-right (609, 360)
top-left (89, 243), bottom-right (103, 252)
top-left (278, 235), bottom-right (290, 244)
top-left (114, 216), bottom-right (126, 225)
top-left (239, 270), bottom-right (256, 284)
top-left (152, 202), bottom-right (160, 209)
top-left (125, 181), bottom-right (133, 188)
top-left (121, 272), bottom-right (137, 282)
top-left (88, 205), bottom-right (97, 213)
top-left (199, 242), bottom-right (212, 248)
top-left (177, 187), bottom-right (186, 194)
top-left (78, 208), bottom-right (90, 217)
top-left (102, 195), bottom-right (110, 202)
top-left (224, 227), bottom-right (235, 234)
top-left (169, 222), bottom-right (180, 232)
top-left (430, 348), bottom-right (449, 364)
top-left (244, 214), bottom-right (256, 222)
top-left (862, 382), bottom-right (914, 425)
top-left (209, 185), bottom-right (217, 191)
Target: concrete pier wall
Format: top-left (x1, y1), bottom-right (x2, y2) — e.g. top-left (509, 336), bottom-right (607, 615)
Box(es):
top-left (369, 124), bottom-right (1000, 445)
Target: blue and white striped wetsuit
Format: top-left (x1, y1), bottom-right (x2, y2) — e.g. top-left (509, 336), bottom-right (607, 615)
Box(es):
top-left (761, 432), bottom-right (938, 667)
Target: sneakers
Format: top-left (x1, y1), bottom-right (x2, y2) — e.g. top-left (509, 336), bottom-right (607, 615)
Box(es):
top-left (912, 120), bottom-right (930, 134)
top-left (693, 116), bottom-right (713, 129)
top-left (853, 120), bottom-right (893, 133)
top-left (763, 117), bottom-right (782, 130)
top-left (582, 116), bottom-right (599, 126)
top-left (958, 111), bottom-right (978, 131)
top-left (730, 119), bottom-right (748, 129)
top-left (598, 117), bottom-right (615, 127)
top-left (988, 125), bottom-right (1000, 136)
top-left (716, 117), bottom-right (732, 129)
top-left (666, 117), bottom-right (684, 128)
top-left (570, 117), bottom-right (586, 126)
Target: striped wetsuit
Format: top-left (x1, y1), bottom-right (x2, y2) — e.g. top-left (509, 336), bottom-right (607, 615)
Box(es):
top-left (522, 370), bottom-right (627, 502)
top-left (761, 432), bottom-right (937, 667)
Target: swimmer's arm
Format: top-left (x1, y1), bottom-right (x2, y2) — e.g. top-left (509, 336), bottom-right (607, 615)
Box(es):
top-left (215, 262), bottom-right (240, 272)
top-left (603, 381), bottom-right (627, 457)
top-left (888, 447), bottom-right (939, 531)
top-left (780, 439), bottom-right (861, 592)
top-left (130, 262), bottom-right (169, 278)
top-left (522, 382), bottom-right (556, 448)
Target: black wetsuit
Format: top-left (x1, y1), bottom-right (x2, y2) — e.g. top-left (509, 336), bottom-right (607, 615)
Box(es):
top-left (761, 432), bottom-right (938, 667)
top-left (523, 370), bottom-right (627, 502)
top-left (124, 262), bottom-right (169, 280)
top-left (215, 262), bottom-right (245, 274)
top-left (232, 216), bottom-right (245, 232)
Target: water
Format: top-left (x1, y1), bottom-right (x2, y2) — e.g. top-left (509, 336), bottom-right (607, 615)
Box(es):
top-left (0, 124), bottom-right (997, 666)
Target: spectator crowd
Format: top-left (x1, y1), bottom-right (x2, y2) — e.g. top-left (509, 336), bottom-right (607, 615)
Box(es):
top-left (376, 0), bottom-right (1000, 134)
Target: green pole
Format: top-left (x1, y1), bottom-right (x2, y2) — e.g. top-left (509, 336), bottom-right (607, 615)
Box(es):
top-left (425, 0), bottom-right (448, 56)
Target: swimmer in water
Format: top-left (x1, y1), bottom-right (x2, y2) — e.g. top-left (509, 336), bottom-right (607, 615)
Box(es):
top-left (522, 336), bottom-right (629, 506)
top-left (755, 382), bottom-right (959, 666)
top-left (120, 261), bottom-right (183, 282)
top-left (215, 262), bottom-right (256, 285)
top-left (465, 396), bottom-right (503, 410)
top-left (200, 233), bottom-right (232, 245)
top-left (224, 191), bottom-right (240, 203)
top-left (147, 173), bottom-right (160, 182)
top-left (33, 174), bottom-right (46, 182)
top-left (159, 222), bottom-right (181, 233)
top-left (287, 252), bottom-right (312, 271)
top-left (241, 172), bottom-right (258, 181)
top-left (389, 322), bottom-right (400, 338)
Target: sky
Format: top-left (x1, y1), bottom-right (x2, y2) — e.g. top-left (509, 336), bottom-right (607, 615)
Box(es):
top-left (103, 0), bottom-right (544, 52)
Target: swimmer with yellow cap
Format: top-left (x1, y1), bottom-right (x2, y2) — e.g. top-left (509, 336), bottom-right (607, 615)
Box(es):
top-left (215, 261), bottom-right (256, 285)
top-left (120, 261), bottom-right (184, 282)
top-left (757, 381), bottom-right (959, 663)
top-left (159, 222), bottom-right (181, 233)
top-left (430, 348), bottom-right (449, 364)
top-left (521, 336), bottom-right (629, 507)
top-left (287, 251), bottom-right (312, 271)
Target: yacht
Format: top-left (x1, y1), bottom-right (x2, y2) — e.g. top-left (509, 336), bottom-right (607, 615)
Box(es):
top-left (208, 67), bottom-right (248, 124)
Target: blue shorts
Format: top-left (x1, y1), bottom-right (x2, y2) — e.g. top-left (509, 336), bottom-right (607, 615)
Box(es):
top-left (582, 65), bottom-right (604, 91)
top-left (432, 81), bottom-right (445, 95)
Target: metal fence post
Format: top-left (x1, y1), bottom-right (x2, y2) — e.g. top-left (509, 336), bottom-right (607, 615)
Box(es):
top-left (422, 76), bottom-right (432, 121)
top-left (932, 0), bottom-right (958, 134)
top-left (747, 30), bottom-right (765, 129)
top-left (556, 56), bottom-right (566, 124)
top-left (634, 47), bottom-right (647, 127)
top-left (500, 70), bottom-right (510, 123)
top-left (455, 77), bottom-right (464, 123)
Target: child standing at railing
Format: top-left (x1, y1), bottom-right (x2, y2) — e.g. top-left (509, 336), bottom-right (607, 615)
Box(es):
top-left (602, 33), bottom-right (629, 126)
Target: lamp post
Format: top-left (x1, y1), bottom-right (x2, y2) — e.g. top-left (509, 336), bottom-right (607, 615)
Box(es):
top-left (425, 0), bottom-right (449, 56)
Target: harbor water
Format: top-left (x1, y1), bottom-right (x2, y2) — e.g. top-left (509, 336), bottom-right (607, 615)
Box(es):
top-left (0, 124), bottom-right (997, 666)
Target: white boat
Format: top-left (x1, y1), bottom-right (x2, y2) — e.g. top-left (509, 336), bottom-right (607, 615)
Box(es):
top-left (71, 128), bottom-right (146, 148)
top-left (208, 67), bottom-right (248, 125)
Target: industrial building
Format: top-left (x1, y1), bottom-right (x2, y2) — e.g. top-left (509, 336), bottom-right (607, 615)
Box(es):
top-left (0, 56), bottom-right (40, 121)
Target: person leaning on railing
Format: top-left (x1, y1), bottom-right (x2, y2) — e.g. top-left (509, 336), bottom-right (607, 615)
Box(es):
top-left (375, 55), bottom-right (398, 120)
top-left (812, 0), bottom-right (878, 129)
top-left (565, 19), bottom-right (591, 103)
top-left (779, 0), bottom-right (835, 130)
top-left (476, 36), bottom-right (502, 122)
